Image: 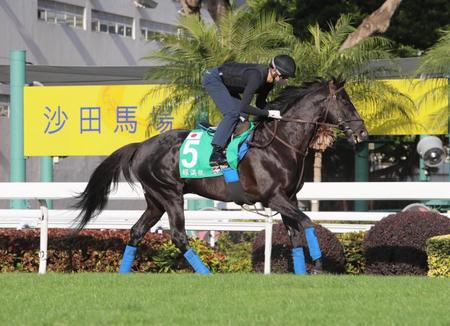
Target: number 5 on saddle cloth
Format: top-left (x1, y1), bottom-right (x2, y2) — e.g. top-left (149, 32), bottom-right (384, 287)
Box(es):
top-left (179, 122), bottom-right (256, 205)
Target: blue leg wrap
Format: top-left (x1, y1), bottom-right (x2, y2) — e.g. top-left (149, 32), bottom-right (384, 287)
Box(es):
top-left (305, 227), bottom-right (322, 261)
top-left (119, 245), bottom-right (137, 274)
top-left (222, 167), bottom-right (239, 183)
top-left (184, 248), bottom-right (211, 275)
top-left (292, 247), bottom-right (307, 275)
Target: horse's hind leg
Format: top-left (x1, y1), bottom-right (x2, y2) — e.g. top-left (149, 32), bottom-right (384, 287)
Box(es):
top-left (119, 193), bottom-right (164, 273)
top-left (163, 193), bottom-right (211, 275)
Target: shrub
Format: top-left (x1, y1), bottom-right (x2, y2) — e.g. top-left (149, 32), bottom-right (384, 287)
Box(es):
top-left (426, 234), bottom-right (450, 277)
top-left (216, 232), bottom-right (254, 273)
top-left (0, 229), bottom-right (225, 273)
top-left (363, 211), bottom-right (450, 275)
top-left (252, 223), bottom-right (345, 273)
top-left (336, 232), bottom-right (366, 274)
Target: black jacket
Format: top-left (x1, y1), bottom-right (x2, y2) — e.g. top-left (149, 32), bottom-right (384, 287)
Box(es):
top-left (218, 62), bottom-right (272, 116)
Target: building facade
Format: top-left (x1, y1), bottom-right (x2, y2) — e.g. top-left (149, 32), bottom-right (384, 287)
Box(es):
top-left (0, 0), bottom-right (190, 67)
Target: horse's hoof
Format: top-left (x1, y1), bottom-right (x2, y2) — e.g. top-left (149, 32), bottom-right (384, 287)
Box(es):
top-left (310, 259), bottom-right (323, 275)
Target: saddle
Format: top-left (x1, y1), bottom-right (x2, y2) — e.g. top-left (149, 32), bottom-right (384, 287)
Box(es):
top-left (179, 120), bottom-right (255, 205)
top-left (179, 121), bottom-right (255, 179)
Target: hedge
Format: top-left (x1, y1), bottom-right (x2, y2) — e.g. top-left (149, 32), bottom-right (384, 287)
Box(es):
top-left (336, 231), bottom-right (365, 274)
top-left (215, 231), bottom-right (254, 273)
top-left (0, 229), bottom-right (229, 273)
top-left (426, 234), bottom-right (450, 277)
top-left (363, 211), bottom-right (450, 275)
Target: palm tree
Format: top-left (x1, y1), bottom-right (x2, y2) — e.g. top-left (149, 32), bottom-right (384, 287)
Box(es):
top-left (416, 28), bottom-right (450, 124)
top-left (143, 8), bottom-right (295, 130)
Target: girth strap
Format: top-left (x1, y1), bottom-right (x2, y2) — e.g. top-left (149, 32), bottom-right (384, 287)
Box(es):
top-left (222, 168), bottom-right (253, 205)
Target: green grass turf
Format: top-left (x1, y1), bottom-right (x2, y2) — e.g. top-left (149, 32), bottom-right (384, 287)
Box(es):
top-left (0, 274), bottom-right (448, 326)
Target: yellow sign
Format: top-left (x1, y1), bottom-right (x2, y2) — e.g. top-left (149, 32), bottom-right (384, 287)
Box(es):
top-left (24, 79), bottom-right (449, 156)
top-left (24, 85), bottom-right (189, 156)
top-left (355, 78), bottom-right (448, 135)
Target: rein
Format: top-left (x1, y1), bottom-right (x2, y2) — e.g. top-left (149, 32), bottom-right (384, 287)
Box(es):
top-left (248, 82), bottom-right (364, 153)
top-left (265, 120), bottom-right (304, 154)
top-left (247, 96), bottom-right (339, 155)
top-left (280, 116), bottom-right (339, 129)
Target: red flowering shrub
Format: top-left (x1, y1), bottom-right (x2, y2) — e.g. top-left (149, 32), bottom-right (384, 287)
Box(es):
top-left (0, 229), bottom-right (225, 273)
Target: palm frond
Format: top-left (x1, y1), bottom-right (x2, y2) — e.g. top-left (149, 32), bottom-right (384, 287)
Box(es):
top-left (417, 28), bottom-right (450, 77)
top-left (143, 8), bottom-right (295, 130)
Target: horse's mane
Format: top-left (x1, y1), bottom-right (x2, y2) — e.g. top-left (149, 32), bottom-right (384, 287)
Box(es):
top-left (268, 77), bottom-right (343, 114)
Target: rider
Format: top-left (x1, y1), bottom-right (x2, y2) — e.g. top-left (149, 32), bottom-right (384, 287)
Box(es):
top-left (202, 54), bottom-right (297, 166)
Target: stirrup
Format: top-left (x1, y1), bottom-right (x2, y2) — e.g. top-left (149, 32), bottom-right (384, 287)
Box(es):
top-left (209, 157), bottom-right (228, 167)
top-left (211, 163), bottom-right (229, 174)
top-left (209, 149), bottom-right (228, 169)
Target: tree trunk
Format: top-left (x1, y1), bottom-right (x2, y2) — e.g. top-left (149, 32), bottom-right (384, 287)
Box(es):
top-left (339, 0), bottom-right (402, 51)
top-left (179, 0), bottom-right (202, 16)
top-left (205, 0), bottom-right (230, 23)
top-left (311, 152), bottom-right (322, 211)
top-left (178, 0), bottom-right (230, 24)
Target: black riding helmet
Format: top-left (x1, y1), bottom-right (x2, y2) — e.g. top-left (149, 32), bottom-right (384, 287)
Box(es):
top-left (271, 54), bottom-right (296, 78)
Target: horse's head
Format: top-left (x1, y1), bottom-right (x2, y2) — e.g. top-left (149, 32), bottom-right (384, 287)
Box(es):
top-left (323, 79), bottom-right (368, 144)
top-left (267, 78), bottom-right (368, 148)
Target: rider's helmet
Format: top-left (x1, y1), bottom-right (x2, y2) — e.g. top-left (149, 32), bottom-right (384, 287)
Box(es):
top-left (271, 54), bottom-right (296, 78)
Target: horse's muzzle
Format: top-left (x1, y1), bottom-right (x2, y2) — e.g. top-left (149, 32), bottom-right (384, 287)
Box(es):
top-left (344, 128), bottom-right (368, 144)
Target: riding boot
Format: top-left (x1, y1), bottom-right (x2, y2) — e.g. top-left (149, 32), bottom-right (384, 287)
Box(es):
top-left (209, 145), bottom-right (227, 166)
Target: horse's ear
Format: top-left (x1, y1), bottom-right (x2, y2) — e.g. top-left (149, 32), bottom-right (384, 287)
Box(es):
top-left (329, 76), bottom-right (345, 93)
top-left (334, 74), bottom-right (345, 88)
top-left (329, 79), bottom-right (335, 90)
top-left (329, 79), bottom-right (341, 91)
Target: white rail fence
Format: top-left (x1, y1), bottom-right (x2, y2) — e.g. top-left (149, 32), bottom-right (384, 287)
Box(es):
top-left (1, 182), bottom-right (450, 274)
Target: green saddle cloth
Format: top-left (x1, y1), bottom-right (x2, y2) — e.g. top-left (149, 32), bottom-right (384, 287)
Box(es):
top-left (179, 123), bottom-right (255, 178)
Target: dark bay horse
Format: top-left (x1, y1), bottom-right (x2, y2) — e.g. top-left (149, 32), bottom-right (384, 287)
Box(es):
top-left (74, 78), bottom-right (368, 274)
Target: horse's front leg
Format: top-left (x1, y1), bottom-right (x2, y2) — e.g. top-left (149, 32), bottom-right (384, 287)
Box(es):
top-left (269, 194), bottom-right (323, 274)
top-left (281, 215), bottom-right (307, 275)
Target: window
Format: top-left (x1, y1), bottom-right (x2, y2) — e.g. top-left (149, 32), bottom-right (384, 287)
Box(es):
top-left (37, 0), bottom-right (84, 29)
top-left (46, 10), bottom-right (56, 23)
top-left (100, 22), bottom-right (108, 33)
top-left (126, 26), bottom-right (132, 37)
top-left (37, 8), bottom-right (46, 20)
top-left (91, 20), bottom-right (98, 31)
top-left (140, 19), bottom-right (178, 41)
top-left (0, 103), bottom-right (9, 118)
top-left (108, 24), bottom-right (116, 34)
top-left (91, 10), bottom-right (133, 38)
top-left (118, 24), bottom-right (125, 36)
top-left (75, 16), bottom-right (83, 28)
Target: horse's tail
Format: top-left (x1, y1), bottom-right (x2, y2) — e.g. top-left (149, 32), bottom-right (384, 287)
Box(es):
top-left (73, 142), bottom-right (139, 230)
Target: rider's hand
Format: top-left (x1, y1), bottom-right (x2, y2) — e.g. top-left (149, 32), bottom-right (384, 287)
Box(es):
top-left (267, 110), bottom-right (282, 120)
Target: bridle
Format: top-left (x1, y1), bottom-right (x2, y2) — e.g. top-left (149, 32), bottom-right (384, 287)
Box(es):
top-left (248, 82), bottom-right (364, 155)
